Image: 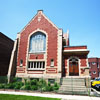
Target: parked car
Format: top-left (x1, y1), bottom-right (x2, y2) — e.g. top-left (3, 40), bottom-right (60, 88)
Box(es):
top-left (95, 84), bottom-right (100, 91)
top-left (91, 78), bottom-right (100, 87)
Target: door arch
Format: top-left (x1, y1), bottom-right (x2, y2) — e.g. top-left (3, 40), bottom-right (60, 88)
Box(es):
top-left (69, 57), bottom-right (79, 76)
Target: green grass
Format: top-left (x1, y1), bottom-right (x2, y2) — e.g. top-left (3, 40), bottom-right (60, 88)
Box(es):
top-left (0, 94), bottom-right (61, 100)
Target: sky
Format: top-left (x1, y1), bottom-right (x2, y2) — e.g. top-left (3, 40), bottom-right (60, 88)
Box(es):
top-left (0, 0), bottom-right (100, 58)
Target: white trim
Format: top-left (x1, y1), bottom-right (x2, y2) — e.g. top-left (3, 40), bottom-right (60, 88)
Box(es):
top-left (8, 39), bottom-right (18, 83)
top-left (57, 29), bottom-right (63, 77)
top-left (26, 29), bottom-right (48, 73)
top-left (93, 71), bottom-right (96, 74)
top-left (86, 58), bottom-right (89, 67)
top-left (19, 11), bottom-right (59, 35)
top-left (64, 49), bottom-right (89, 52)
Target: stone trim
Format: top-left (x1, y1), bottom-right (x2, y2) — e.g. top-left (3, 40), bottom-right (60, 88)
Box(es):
top-left (64, 49), bottom-right (89, 52)
top-left (26, 29), bottom-right (48, 76)
top-left (16, 33), bottom-right (21, 66)
top-left (57, 29), bottom-right (63, 78)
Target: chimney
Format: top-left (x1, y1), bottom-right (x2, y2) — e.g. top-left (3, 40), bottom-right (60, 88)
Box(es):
top-left (66, 29), bottom-right (70, 46)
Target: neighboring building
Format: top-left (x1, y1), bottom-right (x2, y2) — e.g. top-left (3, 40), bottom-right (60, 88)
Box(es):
top-left (8, 10), bottom-right (90, 84)
top-left (88, 58), bottom-right (100, 79)
top-left (0, 32), bottom-right (14, 76)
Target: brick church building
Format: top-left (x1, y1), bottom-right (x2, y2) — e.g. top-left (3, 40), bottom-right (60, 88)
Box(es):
top-left (8, 10), bottom-right (90, 85)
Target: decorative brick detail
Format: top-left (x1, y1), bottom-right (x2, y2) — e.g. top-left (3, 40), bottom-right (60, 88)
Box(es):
top-left (29, 54), bottom-right (44, 59)
top-left (81, 68), bottom-right (85, 74)
top-left (27, 70), bottom-right (43, 74)
top-left (16, 68), bottom-right (25, 73)
top-left (46, 68), bottom-right (57, 73)
top-left (80, 59), bottom-right (87, 67)
top-left (17, 12), bottom-right (58, 67)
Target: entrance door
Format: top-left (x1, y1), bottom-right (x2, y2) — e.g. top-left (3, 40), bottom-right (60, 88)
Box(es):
top-left (69, 58), bottom-right (79, 76)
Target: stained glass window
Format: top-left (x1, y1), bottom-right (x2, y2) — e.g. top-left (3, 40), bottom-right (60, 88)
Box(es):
top-left (29, 32), bottom-right (46, 53)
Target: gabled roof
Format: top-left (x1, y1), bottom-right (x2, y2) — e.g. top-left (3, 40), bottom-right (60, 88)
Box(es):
top-left (19, 10), bottom-right (59, 34)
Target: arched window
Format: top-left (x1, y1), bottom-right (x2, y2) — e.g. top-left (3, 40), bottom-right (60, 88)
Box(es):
top-left (29, 32), bottom-right (46, 53)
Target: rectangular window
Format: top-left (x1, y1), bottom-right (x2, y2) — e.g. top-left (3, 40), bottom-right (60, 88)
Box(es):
top-left (97, 63), bottom-right (99, 68)
top-left (28, 61), bottom-right (45, 70)
top-left (48, 79), bottom-right (55, 84)
top-left (50, 59), bottom-right (54, 67)
top-left (88, 62), bottom-right (91, 68)
top-left (20, 59), bottom-right (23, 67)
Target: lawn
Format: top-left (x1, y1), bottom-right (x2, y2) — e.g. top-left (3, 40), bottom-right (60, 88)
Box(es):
top-left (0, 94), bottom-right (61, 100)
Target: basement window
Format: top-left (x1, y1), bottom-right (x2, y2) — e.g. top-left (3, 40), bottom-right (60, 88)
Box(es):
top-left (48, 79), bottom-right (55, 84)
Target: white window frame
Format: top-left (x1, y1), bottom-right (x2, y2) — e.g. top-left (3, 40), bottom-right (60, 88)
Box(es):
top-left (92, 62), bottom-right (96, 65)
top-left (93, 71), bottom-right (96, 74)
top-left (29, 32), bottom-right (46, 53)
top-left (28, 61), bottom-right (45, 70)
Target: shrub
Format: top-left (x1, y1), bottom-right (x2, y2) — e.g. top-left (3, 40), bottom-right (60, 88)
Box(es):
top-left (30, 79), bottom-right (38, 86)
top-left (31, 85), bottom-right (38, 90)
top-left (20, 85), bottom-right (25, 90)
top-left (0, 84), bottom-right (5, 89)
top-left (53, 82), bottom-right (59, 90)
top-left (6, 83), bottom-right (15, 89)
top-left (14, 82), bottom-right (24, 89)
top-left (46, 86), bottom-right (53, 91)
top-left (38, 79), bottom-right (47, 88)
top-left (24, 85), bottom-right (31, 90)
top-left (0, 76), bottom-right (7, 83)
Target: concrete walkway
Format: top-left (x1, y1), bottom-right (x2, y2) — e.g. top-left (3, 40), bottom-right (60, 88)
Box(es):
top-left (0, 91), bottom-right (100, 100)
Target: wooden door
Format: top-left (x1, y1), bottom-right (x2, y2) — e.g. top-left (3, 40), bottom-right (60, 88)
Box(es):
top-left (69, 59), bottom-right (79, 76)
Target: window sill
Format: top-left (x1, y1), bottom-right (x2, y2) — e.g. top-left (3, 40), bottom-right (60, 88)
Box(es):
top-left (29, 51), bottom-right (46, 54)
top-left (27, 68), bottom-right (45, 71)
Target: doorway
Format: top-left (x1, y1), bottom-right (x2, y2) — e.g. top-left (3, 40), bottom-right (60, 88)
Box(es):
top-left (69, 58), bottom-right (79, 76)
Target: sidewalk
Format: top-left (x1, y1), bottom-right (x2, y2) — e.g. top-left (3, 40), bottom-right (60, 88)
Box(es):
top-left (0, 91), bottom-right (100, 100)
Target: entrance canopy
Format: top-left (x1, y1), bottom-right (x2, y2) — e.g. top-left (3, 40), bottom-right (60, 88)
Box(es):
top-left (63, 46), bottom-right (89, 56)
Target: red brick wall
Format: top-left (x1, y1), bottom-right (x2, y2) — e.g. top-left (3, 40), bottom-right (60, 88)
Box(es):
top-left (29, 54), bottom-right (44, 59)
top-left (63, 55), bottom-right (87, 76)
top-left (80, 58), bottom-right (87, 67)
top-left (17, 13), bottom-right (58, 68)
top-left (88, 58), bottom-right (100, 79)
top-left (64, 46), bottom-right (87, 50)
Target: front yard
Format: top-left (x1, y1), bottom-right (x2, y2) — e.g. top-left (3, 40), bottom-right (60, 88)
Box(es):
top-left (0, 94), bottom-right (60, 100)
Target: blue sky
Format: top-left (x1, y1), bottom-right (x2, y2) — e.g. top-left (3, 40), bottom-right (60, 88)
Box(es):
top-left (0, 0), bottom-right (100, 57)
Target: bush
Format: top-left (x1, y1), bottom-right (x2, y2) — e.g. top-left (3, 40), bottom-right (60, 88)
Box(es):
top-left (0, 84), bottom-right (5, 89)
top-left (53, 82), bottom-right (59, 90)
top-left (20, 85), bottom-right (25, 90)
top-left (31, 85), bottom-right (38, 90)
top-left (5, 83), bottom-right (15, 89)
top-left (46, 86), bottom-right (53, 91)
top-left (0, 76), bottom-right (7, 83)
top-left (24, 85), bottom-right (31, 90)
top-left (38, 79), bottom-right (47, 88)
top-left (30, 79), bottom-right (38, 86)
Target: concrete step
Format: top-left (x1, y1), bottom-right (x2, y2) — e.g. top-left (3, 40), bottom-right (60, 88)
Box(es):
top-left (61, 82), bottom-right (85, 84)
top-left (59, 77), bottom-right (88, 95)
top-left (59, 88), bottom-right (87, 91)
top-left (60, 84), bottom-right (86, 86)
top-left (58, 90), bottom-right (88, 95)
